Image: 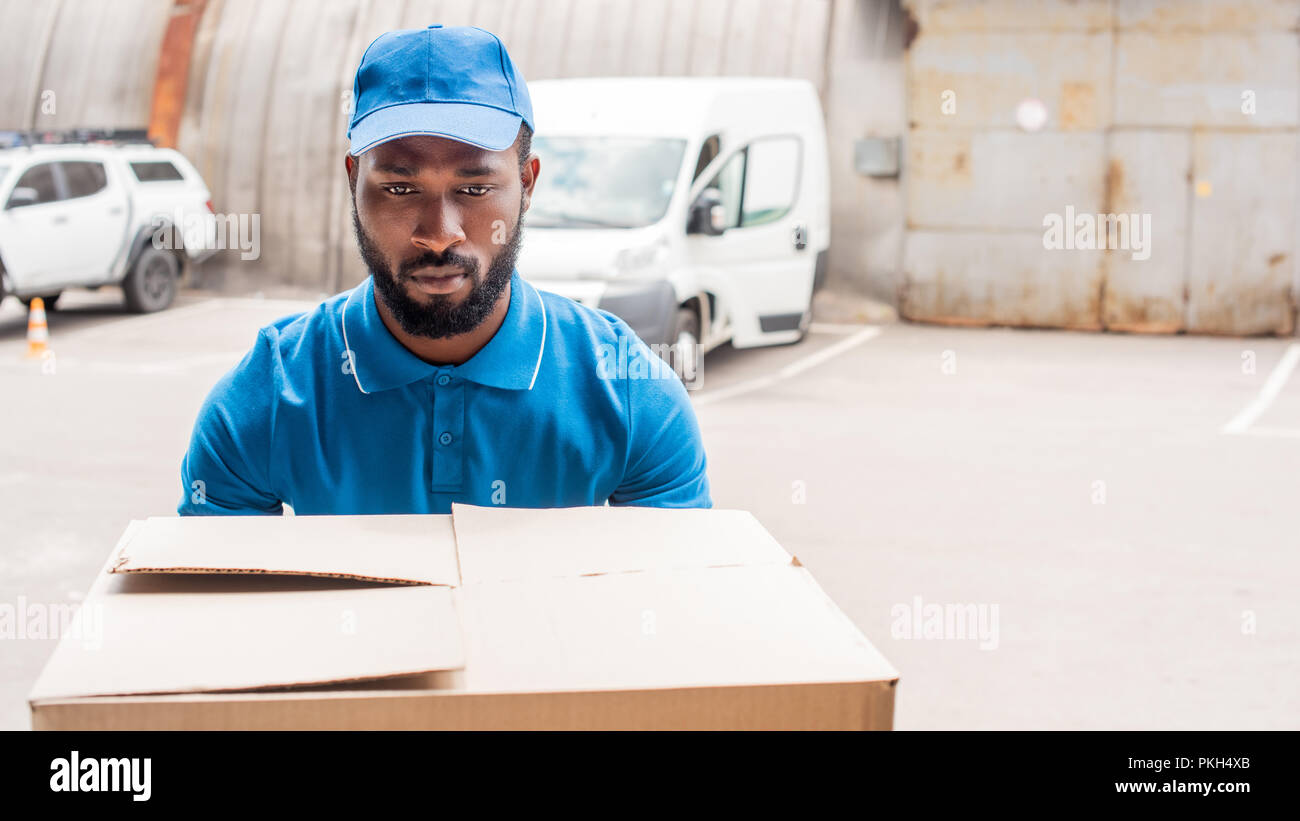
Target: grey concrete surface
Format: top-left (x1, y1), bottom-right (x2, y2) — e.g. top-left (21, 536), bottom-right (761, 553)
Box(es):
top-left (1, 286), bottom-right (1296, 730)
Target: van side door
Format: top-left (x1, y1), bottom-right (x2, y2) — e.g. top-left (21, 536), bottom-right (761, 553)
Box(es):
top-left (684, 135), bottom-right (813, 348)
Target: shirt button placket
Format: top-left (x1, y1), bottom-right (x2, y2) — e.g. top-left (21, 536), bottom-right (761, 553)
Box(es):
top-left (431, 369), bottom-right (465, 492)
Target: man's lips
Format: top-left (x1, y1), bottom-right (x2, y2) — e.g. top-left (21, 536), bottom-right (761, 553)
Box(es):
top-left (406, 267), bottom-right (469, 295)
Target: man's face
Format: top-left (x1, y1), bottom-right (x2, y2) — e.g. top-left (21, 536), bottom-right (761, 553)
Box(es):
top-left (348, 133), bottom-right (534, 339)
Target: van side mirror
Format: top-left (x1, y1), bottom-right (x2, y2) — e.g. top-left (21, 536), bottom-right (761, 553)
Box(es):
top-left (6, 187), bottom-right (39, 209)
top-left (688, 188), bottom-right (727, 236)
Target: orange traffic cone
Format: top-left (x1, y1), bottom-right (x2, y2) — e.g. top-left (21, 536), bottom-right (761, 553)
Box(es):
top-left (24, 297), bottom-right (49, 359)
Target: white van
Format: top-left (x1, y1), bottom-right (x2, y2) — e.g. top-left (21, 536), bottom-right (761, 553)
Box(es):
top-left (519, 77), bottom-right (830, 361)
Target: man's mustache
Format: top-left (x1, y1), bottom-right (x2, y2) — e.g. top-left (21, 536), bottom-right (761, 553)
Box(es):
top-left (399, 249), bottom-right (479, 278)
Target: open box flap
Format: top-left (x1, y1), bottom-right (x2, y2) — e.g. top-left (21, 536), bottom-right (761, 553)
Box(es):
top-left (451, 503), bottom-right (794, 584)
top-left (457, 563), bottom-right (899, 692)
top-left (28, 576), bottom-right (463, 701)
top-left (109, 514), bottom-right (460, 586)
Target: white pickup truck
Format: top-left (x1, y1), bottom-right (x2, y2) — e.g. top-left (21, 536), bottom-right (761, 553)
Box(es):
top-left (0, 131), bottom-right (216, 312)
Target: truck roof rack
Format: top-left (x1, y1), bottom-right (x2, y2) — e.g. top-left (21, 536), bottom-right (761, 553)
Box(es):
top-left (0, 128), bottom-right (155, 149)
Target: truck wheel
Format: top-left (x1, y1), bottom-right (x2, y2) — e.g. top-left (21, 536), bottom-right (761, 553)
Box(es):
top-left (21, 292), bottom-right (62, 311)
top-left (123, 247), bottom-right (178, 313)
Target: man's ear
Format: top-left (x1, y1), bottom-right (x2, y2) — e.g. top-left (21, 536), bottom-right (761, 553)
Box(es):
top-left (345, 153), bottom-right (357, 192)
top-left (520, 154), bottom-right (540, 212)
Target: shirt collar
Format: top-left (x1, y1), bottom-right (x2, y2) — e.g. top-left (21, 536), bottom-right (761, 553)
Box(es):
top-left (340, 270), bottom-right (547, 394)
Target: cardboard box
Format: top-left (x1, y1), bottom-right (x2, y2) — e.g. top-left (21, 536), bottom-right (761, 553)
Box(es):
top-left (29, 505), bottom-right (898, 730)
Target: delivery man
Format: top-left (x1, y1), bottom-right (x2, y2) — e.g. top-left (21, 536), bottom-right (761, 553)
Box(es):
top-left (177, 25), bottom-right (712, 515)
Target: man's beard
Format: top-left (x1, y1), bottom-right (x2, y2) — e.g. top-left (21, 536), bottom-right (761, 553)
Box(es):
top-left (352, 199), bottom-right (523, 339)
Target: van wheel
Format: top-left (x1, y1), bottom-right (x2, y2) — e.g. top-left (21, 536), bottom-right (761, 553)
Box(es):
top-left (795, 304), bottom-right (811, 341)
top-left (124, 247), bottom-right (178, 313)
top-left (669, 308), bottom-right (701, 384)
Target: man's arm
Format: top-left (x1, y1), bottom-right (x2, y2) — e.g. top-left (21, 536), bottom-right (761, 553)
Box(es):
top-left (608, 334), bottom-right (712, 509)
top-left (177, 327), bottom-right (284, 516)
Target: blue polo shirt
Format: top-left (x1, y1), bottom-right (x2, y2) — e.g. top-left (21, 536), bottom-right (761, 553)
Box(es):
top-left (177, 271), bottom-right (711, 515)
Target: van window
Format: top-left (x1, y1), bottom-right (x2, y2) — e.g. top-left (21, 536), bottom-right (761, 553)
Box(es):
top-left (741, 137), bottom-right (800, 228)
top-left (60, 161), bottom-right (108, 198)
top-left (527, 137), bottom-right (686, 229)
top-left (7, 162), bottom-right (60, 207)
top-left (705, 150), bottom-right (745, 230)
top-left (692, 134), bottom-right (721, 182)
top-left (130, 160), bottom-right (185, 182)
top-left (700, 136), bottom-right (801, 232)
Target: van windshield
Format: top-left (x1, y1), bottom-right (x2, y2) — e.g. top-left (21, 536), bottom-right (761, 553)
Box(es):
top-left (526, 137), bottom-right (685, 229)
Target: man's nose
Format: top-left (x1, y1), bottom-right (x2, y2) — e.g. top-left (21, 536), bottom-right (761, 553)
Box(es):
top-left (411, 198), bottom-right (465, 255)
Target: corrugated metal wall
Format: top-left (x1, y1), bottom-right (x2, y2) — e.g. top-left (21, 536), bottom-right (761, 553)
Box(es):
top-left (901, 0), bottom-right (1300, 335)
top-left (0, 0), bottom-right (833, 295)
top-left (240, 0), bottom-right (834, 294)
top-left (0, 0), bottom-right (172, 130)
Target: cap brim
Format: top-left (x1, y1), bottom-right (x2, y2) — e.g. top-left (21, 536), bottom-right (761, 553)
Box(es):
top-left (349, 101), bottom-right (524, 155)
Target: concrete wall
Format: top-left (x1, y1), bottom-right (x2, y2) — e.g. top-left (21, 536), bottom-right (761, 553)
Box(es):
top-left (822, 0), bottom-right (910, 304)
top-left (900, 0), bottom-right (1300, 335)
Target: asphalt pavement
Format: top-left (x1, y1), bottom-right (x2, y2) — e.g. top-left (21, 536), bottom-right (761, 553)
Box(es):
top-left (1, 286), bottom-right (1296, 730)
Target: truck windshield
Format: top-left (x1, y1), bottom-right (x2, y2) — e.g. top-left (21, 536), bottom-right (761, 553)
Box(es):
top-left (526, 137), bottom-right (685, 229)
top-left (0, 165), bottom-right (8, 185)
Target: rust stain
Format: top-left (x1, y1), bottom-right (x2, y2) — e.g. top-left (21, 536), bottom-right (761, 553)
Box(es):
top-left (1059, 82), bottom-right (1097, 130)
top-left (1188, 285), bottom-right (1295, 336)
top-left (1107, 321), bottom-right (1184, 334)
top-left (1128, 2), bottom-right (1282, 33)
top-left (147, 0), bottom-right (207, 148)
top-left (1103, 158), bottom-right (1125, 214)
top-left (952, 151), bottom-right (967, 174)
top-left (902, 4), bottom-right (920, 51)
top-left (1268, 253), bottom-right (1287, 267)
top-left (1104, 296), bottom-right (1184, 334)
top-left (903, 313), bottom-right (992, 328)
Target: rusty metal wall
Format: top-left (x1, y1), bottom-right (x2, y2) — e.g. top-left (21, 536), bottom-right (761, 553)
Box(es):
top-left (900, 0), bottom-right (1300, 335)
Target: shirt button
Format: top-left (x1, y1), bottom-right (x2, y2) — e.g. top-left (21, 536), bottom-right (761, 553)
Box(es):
top-left (438, 431), bottom-right (453, 446)
top-left (436, 374), bottom-right (451, 387)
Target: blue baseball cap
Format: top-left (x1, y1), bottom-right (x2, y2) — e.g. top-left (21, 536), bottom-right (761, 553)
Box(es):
top-left (348, 24), bottom-right (534, 156)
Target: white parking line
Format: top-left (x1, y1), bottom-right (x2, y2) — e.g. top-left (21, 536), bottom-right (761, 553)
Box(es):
top-left (1222, 343), bottom-right (1300, 435)
top-left (693, 326), bottom-right (883, 407)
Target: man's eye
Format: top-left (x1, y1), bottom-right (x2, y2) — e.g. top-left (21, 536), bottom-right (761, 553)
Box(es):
top-left (383, 184), bottom-right (416, 195)
top-left (461, 186), bottom-right (490, 196)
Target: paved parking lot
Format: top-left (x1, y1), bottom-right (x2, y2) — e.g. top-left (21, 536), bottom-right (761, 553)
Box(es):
top-left (1, 286), bottom-right (1296, 730)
